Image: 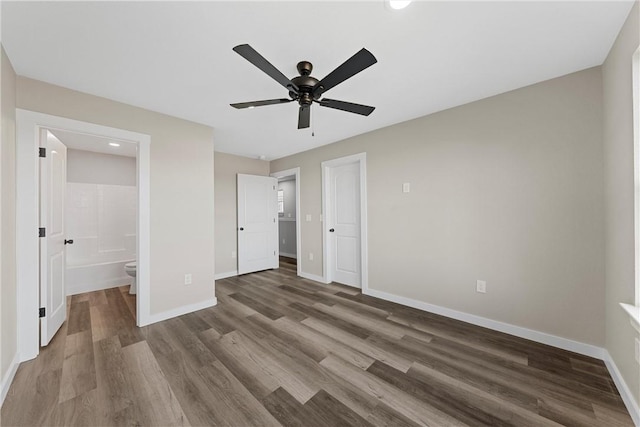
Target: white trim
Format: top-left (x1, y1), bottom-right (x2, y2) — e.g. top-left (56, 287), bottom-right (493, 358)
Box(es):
top-left (604, 350), bottom-right (640, 426)
top-left (620, 302), bottom-right (640, 333)
top-left (270, 167), bottom-right (301, 278)
top-left (215, 270), bottom-right (238, 280)
top-left (16, 109), bottom-right (151, 360)
top-left (144, 298), bottom-right (217, 325)
top-left (321, 153), bottom-right (368, 292)
top-left (633, 46), bottom-right (640, 307)
top-left (1, 353), bottom-right (19, 406)
top-left (299, 271), bottom-right (330, 284)
top-left (279, 252), bottom-right (297, 259)
top-left (365, 288), bottom-right (605, 359)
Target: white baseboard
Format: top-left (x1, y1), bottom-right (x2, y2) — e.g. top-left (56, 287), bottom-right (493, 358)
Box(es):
top-left (1, 352), bottom-right (19, 407)
top-left (142, 298), bottom-right (217, 326)
top-left (603, 350), bottom-right (640, 426)
top-left (67, 276), bottom-right (131, 296)
top-left (280, 252), bottom-right (297, 259)
top-left (365, 288), bottom-right (605, 360)
top-left (215, 270), bottom-right (238, 280)
top-left (299, 271), bottom-right (329, 284)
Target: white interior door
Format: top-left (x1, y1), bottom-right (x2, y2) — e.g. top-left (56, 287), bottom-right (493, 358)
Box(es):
top-left (40, 130), bottom-right (68, 346)
top-left (328, 162), bottom-right (361, 287)
top-left (237, 174), bottom-right (278, 275)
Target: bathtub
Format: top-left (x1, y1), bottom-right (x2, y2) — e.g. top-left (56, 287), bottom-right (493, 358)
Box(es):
top-left (65, 259), bottom-right (135, 296)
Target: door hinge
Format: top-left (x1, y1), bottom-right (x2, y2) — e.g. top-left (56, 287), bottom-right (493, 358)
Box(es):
top-left (39, 147), bottom-right (46, 158)
top-left (274, 251), bottom-right (276, 256)
top-left (39, 227), bottom-right (46, 237)
top-left (39, 307), bottom-right (46, 318)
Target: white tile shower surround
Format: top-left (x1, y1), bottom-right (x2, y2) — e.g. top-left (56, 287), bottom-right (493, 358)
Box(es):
top-left (65, 183), bottom-right (137, 295)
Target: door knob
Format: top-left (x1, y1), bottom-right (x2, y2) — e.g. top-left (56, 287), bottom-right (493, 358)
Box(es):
top-left (64, 239), bottom-right (74, 245)
top-left (329, 228), bottom-right (335, 232)
top-left (239, 227), bottom-right (244, 231)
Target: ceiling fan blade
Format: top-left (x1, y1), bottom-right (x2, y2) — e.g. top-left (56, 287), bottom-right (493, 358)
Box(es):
top-left (233, 44), bottom-right (299, 93)
top-left (318, 99), bottom-right (375, 116)
top-left (313, 48), bottom-right (377, 97)
top-left (298, 106), bottom-right (310, 129)
top-left (230, 98), bottom-right (293, 109)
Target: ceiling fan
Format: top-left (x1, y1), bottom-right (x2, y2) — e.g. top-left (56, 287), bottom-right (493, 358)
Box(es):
top-left (230, 44), bottom-right (377, 129)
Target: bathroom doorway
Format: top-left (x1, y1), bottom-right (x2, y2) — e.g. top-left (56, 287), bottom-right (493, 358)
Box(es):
top-left (40, 128), bottom-right (139, 343)
top-left (16, 110), bottom-right (150, 361)
top-left (270, 167), bottom-right (301, 276)
top-left (54, 129), bottom-right (139, 317)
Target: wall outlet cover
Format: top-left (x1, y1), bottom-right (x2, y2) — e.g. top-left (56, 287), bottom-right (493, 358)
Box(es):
top-left (185, 273), bottom-right (193, 285)
top-left (476, 280), bottom-right (486, 293)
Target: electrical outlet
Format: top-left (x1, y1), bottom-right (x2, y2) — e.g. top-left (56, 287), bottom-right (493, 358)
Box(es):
top-left (306, 214), bottom-right (312, 222)
top-left (403, 182), bottom-right (411, 193)
top-left (185, 274), bottom-right (192, 285)
top-left (231, 251), bottom-right (236, 258)
top-left (476, 280), bottom-right (486, 293)
top-left (309, 252), bottom-right (314, 261)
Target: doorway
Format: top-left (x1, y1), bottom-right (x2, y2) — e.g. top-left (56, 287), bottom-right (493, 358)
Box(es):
top-left (271, 167), bottom-right (302, 277)
top-left (322, 153), bottom-right (368, 290)
top-left (16, 109), bottom-right (150, 361)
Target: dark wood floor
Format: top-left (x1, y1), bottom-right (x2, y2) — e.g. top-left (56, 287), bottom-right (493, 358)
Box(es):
top-left (1, 257), bottom-right (633, 426)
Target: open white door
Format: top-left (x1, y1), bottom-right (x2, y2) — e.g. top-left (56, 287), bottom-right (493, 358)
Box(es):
top-left (327, 162), bottom-right (361, 288)
top-left (39, 130), bottom-right (67, 346)
top-left (237, 174), bottom-right (278, 275)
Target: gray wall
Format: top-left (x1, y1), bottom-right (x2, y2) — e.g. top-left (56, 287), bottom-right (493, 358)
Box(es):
top-left (1, 45), bottom-right (17, 392)
top-left (603, 2), bottom-right (640, 405)
top-left (67, 148), bottom-right (136, 186)
top-left (278, 179), bottom-right (297, 257)
top-left (17, 77), bottom-right (215, 315)
top-left (214, 152), bottom-right (269, 275)
top-left (271, 67), bottom-right (605, 346)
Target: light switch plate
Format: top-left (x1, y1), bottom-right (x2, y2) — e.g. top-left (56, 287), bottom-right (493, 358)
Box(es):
top-left (306, 214), bottom-right (312, 222)
top-left (403, 182), bottom-right (410, 193)
top-left (476, 280), bottom-right (486, 293)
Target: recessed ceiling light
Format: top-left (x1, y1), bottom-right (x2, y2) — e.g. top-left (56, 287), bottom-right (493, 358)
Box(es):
top-left (388, 0), bottom-right (411, 10)
top-left (248, 106), bottom-right (255, 109)
top-left (109, 142), bottom-right (120, 147)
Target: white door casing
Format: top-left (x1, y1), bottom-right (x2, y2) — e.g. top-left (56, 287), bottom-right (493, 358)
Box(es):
top-left (322, 153), bottom-right (368, 290)
top-left (39, 130), bottom-right (67, 345)
top-left (237, 174), bottom-right (278, 275)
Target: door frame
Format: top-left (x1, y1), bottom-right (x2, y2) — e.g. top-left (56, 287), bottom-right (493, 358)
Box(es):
top-left (270, 167), bottom-right (301, 277)
top-left (16, 109), bottom-right (151, 361)
top-left (321, 153), bottom-right (368, 292)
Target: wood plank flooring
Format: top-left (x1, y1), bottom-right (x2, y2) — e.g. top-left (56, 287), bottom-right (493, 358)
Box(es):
top-left (2, 257), bottom-right (633, 426)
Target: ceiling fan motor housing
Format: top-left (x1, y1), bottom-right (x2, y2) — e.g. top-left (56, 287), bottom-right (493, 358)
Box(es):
top-left (291, 61), bottom-right (322, 106)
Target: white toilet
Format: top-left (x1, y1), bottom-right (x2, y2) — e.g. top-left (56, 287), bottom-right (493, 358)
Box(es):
top-left (124, 261), bottom-right (137, 295)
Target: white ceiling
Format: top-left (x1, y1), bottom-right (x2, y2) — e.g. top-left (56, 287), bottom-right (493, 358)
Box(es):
top-left (2, 1), bottom-right (634, 160)
top-left (49, 129), bottom-right (138, 158)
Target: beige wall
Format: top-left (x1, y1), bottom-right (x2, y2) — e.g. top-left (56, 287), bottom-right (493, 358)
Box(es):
top-left (272, 67), bottom-right (605, 346)
top-left (1, 46), bottom-right (17, 388)
top-left (603, 2), bottom-right (640, 404)
top-left (17, 77), bottom-right (215, 315)
top-left (214, 152), bottom-right (269, 275)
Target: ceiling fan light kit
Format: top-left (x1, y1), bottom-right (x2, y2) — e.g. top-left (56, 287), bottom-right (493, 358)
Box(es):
top-left (230, 44), bottom-right (377, 129)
